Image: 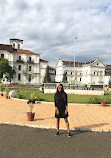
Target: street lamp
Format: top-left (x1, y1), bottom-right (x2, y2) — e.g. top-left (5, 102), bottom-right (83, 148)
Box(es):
top-left (74, 37), bottom-right (77, 84)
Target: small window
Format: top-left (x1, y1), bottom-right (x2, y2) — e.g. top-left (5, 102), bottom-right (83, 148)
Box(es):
top-left (71, 72), bottom-right (72, 75)
top-left (80, 78), bottom-right (81, 81)
top-left (18, 44), bottom-right (20, 49)
top-left (18, 74), bottom-right (21, 81)
top-left (97, 63), bottom-right (99, 65)
top-left (29, 66), bottom-right (31, 71)
top-left (94, 72), bottom-right (95, 75)
top-left (97, 72), bottom-right (98, 75)
top-left (29, 57), bottom-right (31, 61)
top-left (13, 43), bottom-right (15, 48)
top-left (1, 54), bottom-right (4, 58)
top-left (19, 56), bottom-right (21, 61)
top-left (18, 65), bottom-right (21, 71)
top-left (65, 72), bottom-right (67, 74)
top-left (29, 74), bottom-right (31, 82)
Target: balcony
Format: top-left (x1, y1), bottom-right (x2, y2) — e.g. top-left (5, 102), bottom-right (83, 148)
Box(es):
top-left (27, 61), bottom-right (34, 64)
top-left (16, 60), bottom-right (24, 63)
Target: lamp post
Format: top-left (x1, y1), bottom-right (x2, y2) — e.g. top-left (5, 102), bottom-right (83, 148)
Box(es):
top-left (74, 37), bottom-right (77, 84)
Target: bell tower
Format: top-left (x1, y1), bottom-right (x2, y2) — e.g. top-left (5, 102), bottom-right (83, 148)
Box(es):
top-left (10, 39), bottom-right (23, 49)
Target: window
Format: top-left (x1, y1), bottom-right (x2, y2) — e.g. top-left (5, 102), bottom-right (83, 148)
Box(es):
top-left (29, 66), bottom-right (31, 71)
top-left (71, 72), bottom-right (72, 75)
top-left (18, 65), bottom-right (21, 71)
top-left (80, 78), bottom-right (81, 81)
top-left (18, 74), bottom-right (21, 81)
top-left (94, 72), bottom-right (95, 75)
top-left (65, 72), bottom-right (67, 74)
top-left (97, 63), bottom-right (99, 65)
top-left (97, 72), bottom-right (98, 75)
top-left (29, 74), bottom-right (31, 82)
top-left (1, 54), bottom-right (4, 58)
top-left (19, 56), bottom-right (21, 60)
top-left (18, 44), bottom-right (20, 49)
top-left (13, 43), bottom-right (15, 48)
top-left (29, 57), bottom-right (31, 61)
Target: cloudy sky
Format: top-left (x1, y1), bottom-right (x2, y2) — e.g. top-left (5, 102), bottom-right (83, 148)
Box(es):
top-left (0, 0), bottom-right (111, 67)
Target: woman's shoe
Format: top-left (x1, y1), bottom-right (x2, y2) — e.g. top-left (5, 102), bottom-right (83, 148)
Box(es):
top-left (55, 131), bottom-right (60, 136)
top-left (67, 132), bottom-right (71, 137)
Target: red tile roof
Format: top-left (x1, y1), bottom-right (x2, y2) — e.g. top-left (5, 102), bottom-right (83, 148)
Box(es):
top-left (48, 66), bottom-right (55, 70)
top-left (16, 49), bottom-right (39, 55)
top-left (0, 44), bottom-right (39, 56)
top-left (40, 59), bottom-right (48, 62)
top-left (85, 60), bottom-right (95, 64)
top-left (106, 65), bottom-right (111, 67)
top-left (0, 44), bottom-right (14, 52)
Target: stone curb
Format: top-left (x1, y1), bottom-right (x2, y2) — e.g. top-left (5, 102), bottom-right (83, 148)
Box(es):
top-left (11, 97), bottom-right (111, 106)
top-left (0, 122), bottom-right (111, 133)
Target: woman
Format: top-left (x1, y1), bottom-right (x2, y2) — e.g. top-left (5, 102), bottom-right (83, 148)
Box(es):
top-left (54, 84), bottom-right (71, 137)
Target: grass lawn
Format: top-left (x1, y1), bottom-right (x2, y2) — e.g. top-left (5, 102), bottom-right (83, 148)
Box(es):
top-left (15, 90), bottom-right (111, 104)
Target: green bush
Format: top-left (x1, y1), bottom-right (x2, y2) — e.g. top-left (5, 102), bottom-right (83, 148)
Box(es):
top-left (89, 97), bottom-right (101, 104)
top-left (104, 91), bottom-right (111, 95)
top-left (16, 94), bottom-right (23, 99)
top-left (104, 98), bottom-right (111, 104)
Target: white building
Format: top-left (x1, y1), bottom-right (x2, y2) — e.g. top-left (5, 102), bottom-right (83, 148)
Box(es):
top-left (56, 59), bottom-right (105, 85)
top-left (0, 39), bottom-right (48, 84)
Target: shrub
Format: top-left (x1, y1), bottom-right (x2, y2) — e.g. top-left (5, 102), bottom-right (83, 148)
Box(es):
top-left (89, 97), bottom-right (101, 104)
top-left (104, 91), bottom-right (111, 95)
top-left (104, 98), bottom-right (111, 104)
top-left (16, 94), bottom-right (23, 99)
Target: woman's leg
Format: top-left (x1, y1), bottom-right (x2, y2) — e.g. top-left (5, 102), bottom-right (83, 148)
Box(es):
top-left (56, 118), bottom-right (60, 131)
top-left (64, 118), bottom-right (69, 133)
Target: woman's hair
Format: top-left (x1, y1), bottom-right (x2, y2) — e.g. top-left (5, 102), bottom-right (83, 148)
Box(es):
top-left (57, 84), bottom-right (64, 92)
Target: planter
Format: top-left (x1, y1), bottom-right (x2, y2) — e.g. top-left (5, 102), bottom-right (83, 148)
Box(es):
top-left (1, 93), bottom-right (3, 96)
top-left (27, 112), bottom-right (35, 121)
top-left (101, 101), bottom-right (105, 107)
top-left (6, 96), bottom-right (8, 99)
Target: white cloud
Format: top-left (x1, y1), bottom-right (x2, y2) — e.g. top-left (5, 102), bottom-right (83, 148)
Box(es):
top-left (0, 0), bottom-right (111, 67)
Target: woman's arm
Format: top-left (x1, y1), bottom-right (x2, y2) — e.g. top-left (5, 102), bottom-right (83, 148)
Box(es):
top-left (54, 94), bottom-right (59, 115)
top-left (65, 93), bottom-right (68, 114)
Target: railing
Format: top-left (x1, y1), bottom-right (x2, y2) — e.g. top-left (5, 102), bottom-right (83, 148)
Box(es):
top-left (16, 60), bottom-right (24, 63)
top-left (27, 61), bottom-right (34, 64)
top-left (44, 83), bottom-right (104, 91)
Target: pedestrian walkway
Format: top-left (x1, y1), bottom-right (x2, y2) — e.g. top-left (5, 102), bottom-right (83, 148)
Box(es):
top-left (0, 94), bottom-right (111, 132)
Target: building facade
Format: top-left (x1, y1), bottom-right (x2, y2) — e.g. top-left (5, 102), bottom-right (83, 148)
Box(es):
top-left (48, 66), bottom-right (56, 82)
top-left (56, 59), bottom-right (105, 85)
top-left (0, 39), bottom-right (48, 84)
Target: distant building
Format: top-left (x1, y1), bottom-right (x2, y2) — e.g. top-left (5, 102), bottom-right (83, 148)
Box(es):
top-left (0, 39), bottom-right (48, 84)
top-left (48, 66), bottom-right (56, 82)
top-left (56, 59), bottom-right (105, 85)
top-left (104, 65), bottom-right (111, 85)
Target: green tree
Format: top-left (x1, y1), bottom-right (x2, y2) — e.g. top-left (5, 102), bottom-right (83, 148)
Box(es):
top-left (43, 66), bottom-right (51, 83)
top-left (0, 58), bottom-right (16, 82)
top-left (109, 71), bottom-right (111, 87)
top-left (62, 72), bottom-right (67, 83)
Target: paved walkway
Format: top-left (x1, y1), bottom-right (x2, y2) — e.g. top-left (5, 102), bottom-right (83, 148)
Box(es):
top-left (1, 93), bottom-right (111, 132)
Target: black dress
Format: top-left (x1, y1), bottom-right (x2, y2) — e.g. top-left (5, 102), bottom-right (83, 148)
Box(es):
top-left (54, 91), bottom-right (68, 118)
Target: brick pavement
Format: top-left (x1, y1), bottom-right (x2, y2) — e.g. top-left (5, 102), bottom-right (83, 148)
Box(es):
top-left (0, 93), bottom-right (111, 132)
